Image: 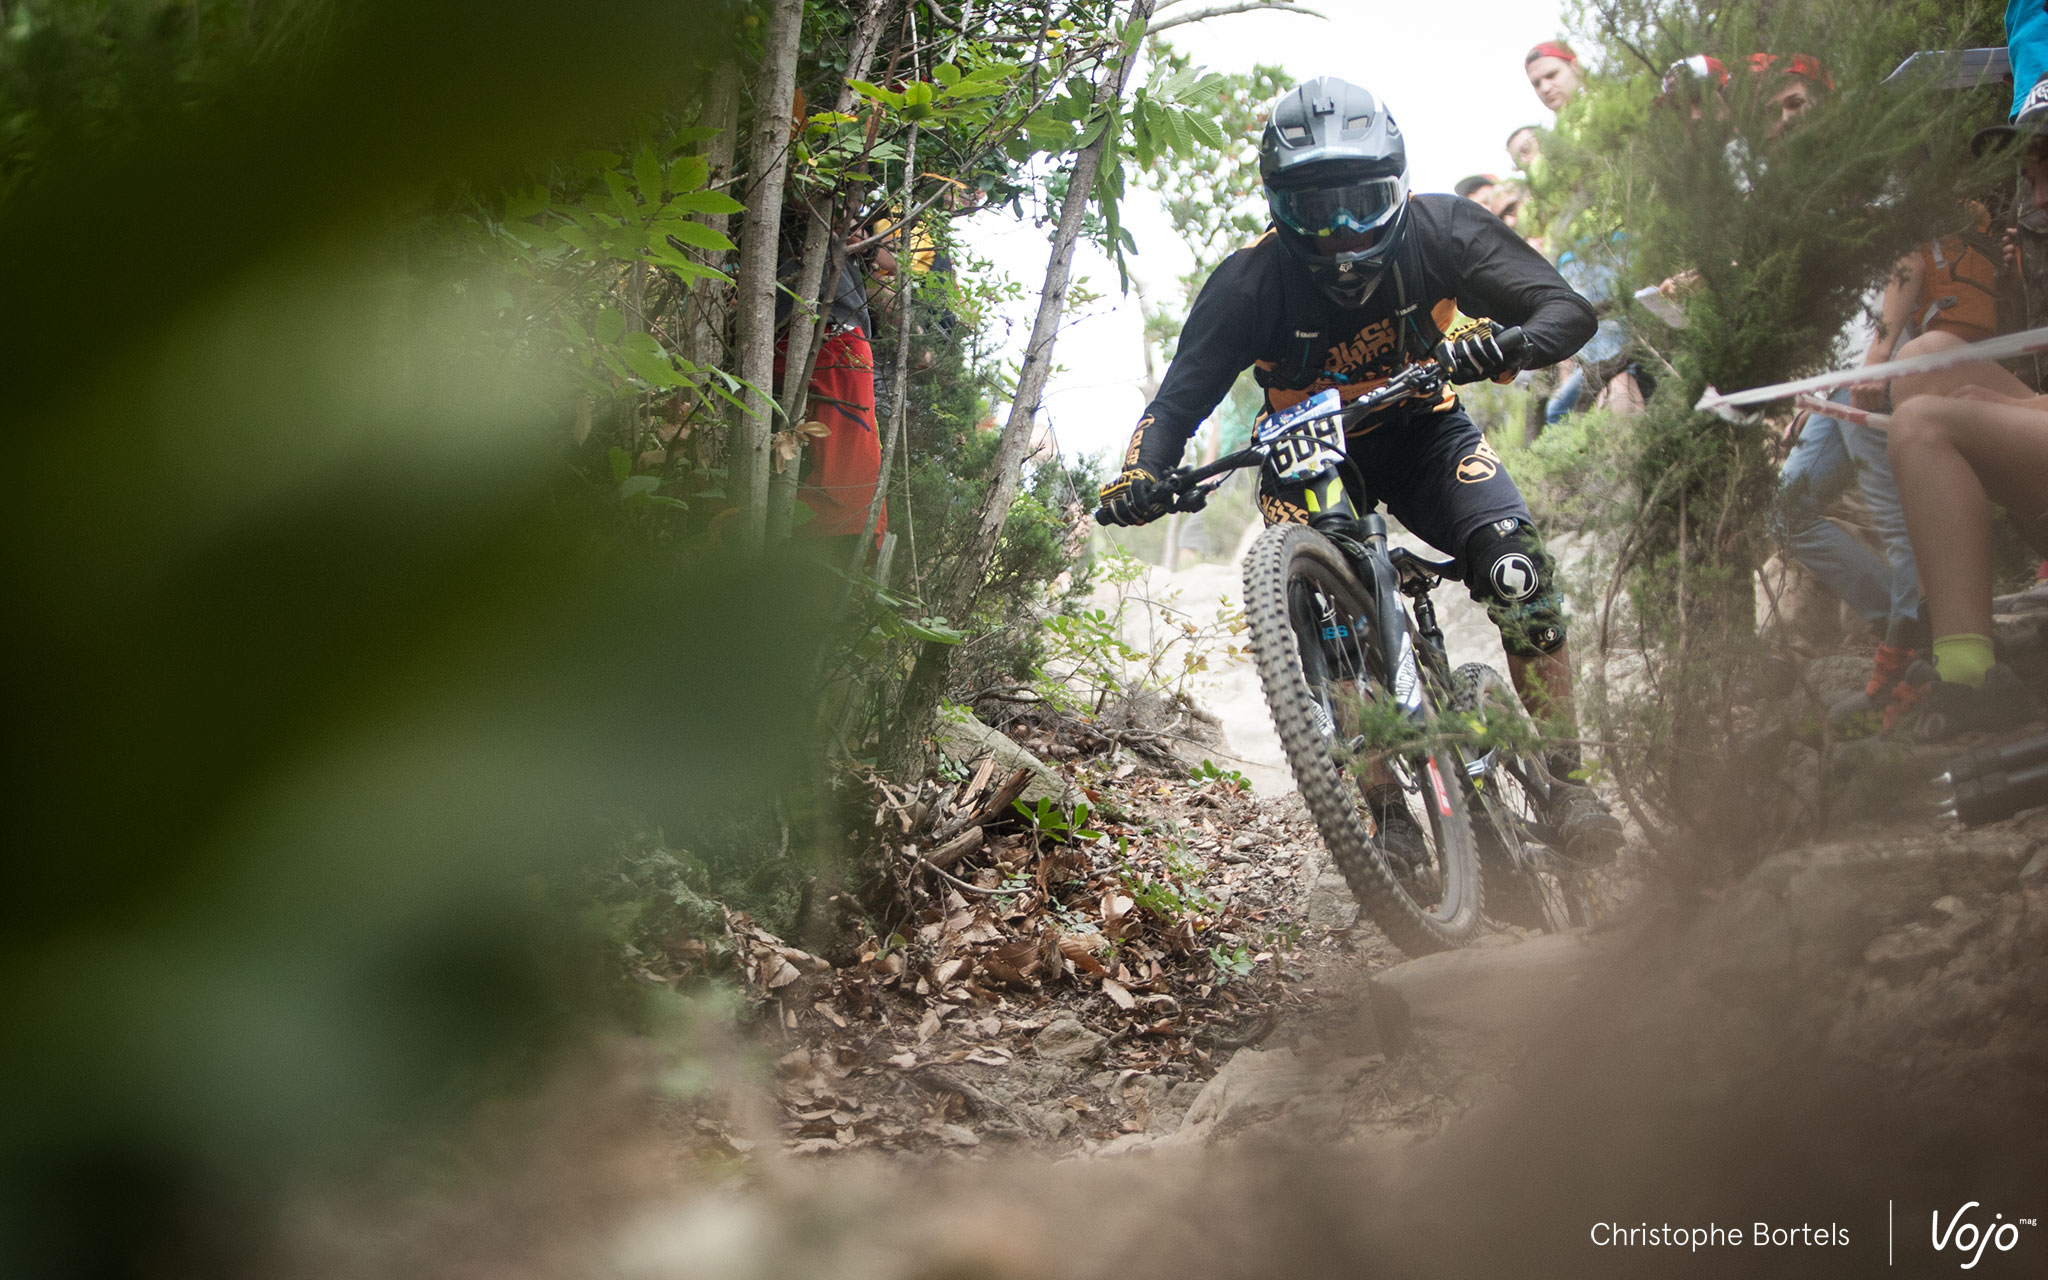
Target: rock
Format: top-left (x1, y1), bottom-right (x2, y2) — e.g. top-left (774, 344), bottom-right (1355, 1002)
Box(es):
top-left (933, 714), bottom-right (1072, 807)
top-left (1232, 833), bottom-right (1257, 851)
top-left (1300, 844), bottom-right (1359, 929)
top-left (2022, 848), bottom-right (2048, 881)
top-left (1033, 1015), bottom-right (1105, 1064)
top-left (1863, 923), bottom-right (1961, 981)
top-left (1796, 654), bottom-right (1872, 719)
top-left (1175, 1047), bottom-right (1308, 1137)
top-left (1029, 1105), bottom-right (1074, 1139)
top-left (1370, 931), bottom-right (1603, 1073)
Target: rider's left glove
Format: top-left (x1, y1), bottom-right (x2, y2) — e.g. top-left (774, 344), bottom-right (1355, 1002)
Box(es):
top-left (1097, 466), bottom-right (1172, 526)
top-left (1435, 329), bottom-right (1520, 385)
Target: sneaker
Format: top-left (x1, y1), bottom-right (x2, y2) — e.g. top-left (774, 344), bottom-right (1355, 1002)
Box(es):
top-left (1546, 781), bottom-right (1625, 864)
top-left (1829, 642), bottom-right (1920, 735)
top-left (1885, 661), bottom-right (2045, 742)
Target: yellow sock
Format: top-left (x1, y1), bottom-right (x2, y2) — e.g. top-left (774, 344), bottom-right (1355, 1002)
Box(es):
top-left (1931, 634), bottom-right (1994, 688)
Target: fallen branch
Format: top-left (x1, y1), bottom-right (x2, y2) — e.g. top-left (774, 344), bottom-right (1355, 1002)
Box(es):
top-left (927, 824), bottom-right (985, 870)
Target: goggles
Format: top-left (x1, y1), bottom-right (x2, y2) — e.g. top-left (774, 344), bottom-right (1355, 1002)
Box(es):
top-left (1269, 175), bottom-right (1406, 241)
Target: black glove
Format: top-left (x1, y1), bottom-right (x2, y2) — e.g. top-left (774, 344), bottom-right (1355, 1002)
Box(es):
top-left (1097, 466), bottom-right (1173, 526)
top-left (1435, 326), bottom-right (1527, 385)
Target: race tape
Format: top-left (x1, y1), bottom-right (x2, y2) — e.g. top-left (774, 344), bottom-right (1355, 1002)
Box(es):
top-left (1696, 324), bottom-right (2048, 417)
top-left (1793, 393), bottom-right (1893, 430)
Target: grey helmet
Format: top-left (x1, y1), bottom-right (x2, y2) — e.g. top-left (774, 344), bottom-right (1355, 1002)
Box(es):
top-left (1259, 77), bottom-right (1409, 307)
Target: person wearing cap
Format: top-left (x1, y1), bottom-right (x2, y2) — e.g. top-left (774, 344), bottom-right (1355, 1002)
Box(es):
top-left (1453, 173), bottom-right (1497, 203)
top-left (1525, 41), bottom-right (1583, 114)
top-left (1745, 52), bottom-right (1835, 141)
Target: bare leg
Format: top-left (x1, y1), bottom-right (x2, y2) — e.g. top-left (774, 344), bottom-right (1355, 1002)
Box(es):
top-left (1888, 330), bottom-right (2033, 404)
top-left (1508, 644), bottom-right (1575, 752)
top-left (1886, 393), bottom-right (2048, 642)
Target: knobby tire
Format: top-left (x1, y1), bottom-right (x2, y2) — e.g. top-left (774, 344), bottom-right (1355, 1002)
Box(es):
top-left (1241, 524), bottom-right (1482, 955)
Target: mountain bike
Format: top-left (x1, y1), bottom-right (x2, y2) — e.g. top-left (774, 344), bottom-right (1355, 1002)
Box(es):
top-left (1097, 331), bottom-right (1589, 953)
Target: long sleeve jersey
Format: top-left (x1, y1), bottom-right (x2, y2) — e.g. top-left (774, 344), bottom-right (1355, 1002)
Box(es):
top-left (1126, 193), bottom-right (1596, 475)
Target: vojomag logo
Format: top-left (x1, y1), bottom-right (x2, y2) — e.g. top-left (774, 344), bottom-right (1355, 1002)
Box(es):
top-left (1930, 1202), bottom-right (2033, 1269)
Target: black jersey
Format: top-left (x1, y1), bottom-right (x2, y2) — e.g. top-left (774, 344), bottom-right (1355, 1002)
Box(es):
top-left (1127, 193), bottom-right (1596, 474)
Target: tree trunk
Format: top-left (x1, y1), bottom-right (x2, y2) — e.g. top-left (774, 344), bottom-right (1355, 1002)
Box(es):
top-left (881, 0), bottom-right (1157, 778)
top-left (766, 0), bottom-right (894, 544)
top-left (851, 120), bottom-right (919, 573)
top-left (766, 195), bottom-right (837, 544)
top-left (728, 0), bottom-right (806, 553)
top-left (683, 61), bottom-right (741, 381)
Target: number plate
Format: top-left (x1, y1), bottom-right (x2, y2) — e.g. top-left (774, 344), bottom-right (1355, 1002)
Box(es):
top-left (1255, 388), bottom-right (1346, 481)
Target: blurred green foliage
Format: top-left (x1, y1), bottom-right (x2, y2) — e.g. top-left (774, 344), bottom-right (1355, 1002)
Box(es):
top-left (0, 1), bottom-right (868, 1275)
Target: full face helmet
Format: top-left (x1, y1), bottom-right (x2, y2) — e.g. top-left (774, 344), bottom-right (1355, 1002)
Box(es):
top-left (1259, 77), bottom-right (1409, 308)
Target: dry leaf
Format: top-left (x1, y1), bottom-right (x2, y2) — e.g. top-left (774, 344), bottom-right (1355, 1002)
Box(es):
top-left (798, 419), bottom-right (833, 439)
top-left (1101, 978), bottom-right (1136, 1010)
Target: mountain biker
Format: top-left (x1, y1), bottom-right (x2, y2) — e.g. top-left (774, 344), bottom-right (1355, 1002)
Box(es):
top-left (1095, 76), bottom-right (1622, 860)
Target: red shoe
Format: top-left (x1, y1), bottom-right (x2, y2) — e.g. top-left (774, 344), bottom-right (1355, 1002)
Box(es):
top-left (1828, 643), bottom-right (1920, 735)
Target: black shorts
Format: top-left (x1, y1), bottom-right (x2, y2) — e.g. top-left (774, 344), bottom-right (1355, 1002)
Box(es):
top-left (1256, 406), bottom-right (1532, 567)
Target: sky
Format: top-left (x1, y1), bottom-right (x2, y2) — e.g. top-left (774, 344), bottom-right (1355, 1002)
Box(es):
top-left (961, 0), bottom-right (1572, 467)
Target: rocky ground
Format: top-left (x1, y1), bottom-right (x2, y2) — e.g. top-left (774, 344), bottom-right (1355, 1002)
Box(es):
top-left (284, 581), bottom-right (2048, 1280)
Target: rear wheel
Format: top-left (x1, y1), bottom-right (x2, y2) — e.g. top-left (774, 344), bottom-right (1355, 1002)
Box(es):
top-left (1242, 524), bottom-right (1482, 955)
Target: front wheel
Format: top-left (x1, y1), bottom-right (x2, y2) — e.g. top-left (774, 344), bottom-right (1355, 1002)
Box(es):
top-left (1241, 524), bottom-right (1482, 955)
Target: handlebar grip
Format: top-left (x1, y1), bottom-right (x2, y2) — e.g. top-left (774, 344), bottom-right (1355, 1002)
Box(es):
top-left (1094, 507), bottom-right (1111, 525)
top-left (1495, 325), bottom-right (1529, 367)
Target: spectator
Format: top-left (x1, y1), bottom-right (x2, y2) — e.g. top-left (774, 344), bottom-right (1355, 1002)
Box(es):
top-left (1487, 178), bottom-right (1529, 230)
top-left (1870, 79), bottom-right (2048, 738)
top-left (1883, 385), bottom-right (2048, 736)
top-left (774, 214), bottom-right (885, 551)
top-left (1454, 173), bottom-right (1497, 202)
top-left (1525, 41), bottom-right (1583, 114)
top-left (1505, 124), bottom-right (1541, 173)
top-left (1651, 54), bottom-right (1731, 122)
top-left (1745, 52), bottom-right (1834, 142)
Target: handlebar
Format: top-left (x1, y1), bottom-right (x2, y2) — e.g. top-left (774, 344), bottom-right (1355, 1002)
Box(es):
top-left (1093, 326), bottom-right (1525, 526)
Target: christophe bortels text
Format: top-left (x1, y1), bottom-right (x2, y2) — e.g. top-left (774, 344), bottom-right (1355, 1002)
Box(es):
top-left (1590, 1222), bottom-right (1849, 1251)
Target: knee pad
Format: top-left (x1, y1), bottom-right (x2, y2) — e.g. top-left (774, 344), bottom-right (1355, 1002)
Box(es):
top-left (1464, 518), bottom-right (1566, 657)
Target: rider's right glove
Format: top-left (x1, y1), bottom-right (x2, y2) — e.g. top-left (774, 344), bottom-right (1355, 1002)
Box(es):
top-left (1097, 465), bottom-right (1173, 526)
top-left (1435, 327), bottom-right (1521, 385)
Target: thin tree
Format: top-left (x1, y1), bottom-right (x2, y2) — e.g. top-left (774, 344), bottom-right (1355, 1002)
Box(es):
top-left (882, 0), bottom-right (1158, 777)
top-left (728, 0), bottom-right (807, 552)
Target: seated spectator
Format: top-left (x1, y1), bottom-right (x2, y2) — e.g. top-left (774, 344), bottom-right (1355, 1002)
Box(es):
top-left (1884, 387), bottom-right (2048, 737)
top-left (1872, 81), bottom-right (2048, 737)
top-left (1525, 40), bottom-right (1583, 114)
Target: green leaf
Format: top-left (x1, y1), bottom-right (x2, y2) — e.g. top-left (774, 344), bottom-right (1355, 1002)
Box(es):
top-left (605, 172), bottom-right (639, 223)
top-left (555, 225), bottom-right (600, 254)
top-left (1189, 112), bottom-right (1227, 150)
top-left (618, 474), bottom-right (661, 498)
top-left (661, 220), bottom-right (736, 252)
top-left (574, 150), bottom-right (623, 172)
top-left (667, 154), bottom-right (710, 193)
top-left (595, 307), bottom-right (625, 345)
top-left (664, 189), bottom-right (745, 216)
top-left (618, 332), bottom-right (685, 388)
top-left (633, 148), bottom-right (662, 203)
top-left (609, 446), bottom-right (632, 483)
top-left (847, 79), bottom-right (904, 108)
top-left (931, 61), bottom-right (961, 86)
